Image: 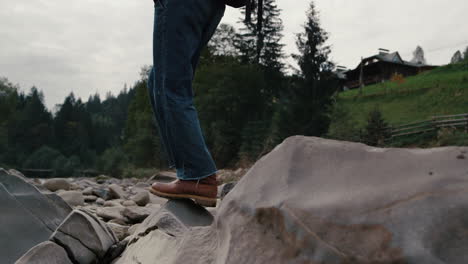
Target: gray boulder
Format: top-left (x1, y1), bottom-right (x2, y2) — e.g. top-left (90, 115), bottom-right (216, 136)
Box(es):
top-left (42, 178), bottom-right (71, 192)
top-left (50, 210), bottom-right (117, 262)
top-left (0, 169), bottom-right (71, 264)
top-left (15, 241), bottom-right (73, 264)
top-left (211, 137), bottom-right (468, 263)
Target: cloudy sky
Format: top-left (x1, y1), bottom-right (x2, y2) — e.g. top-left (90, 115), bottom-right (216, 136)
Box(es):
top-left (1, 0), bottom-right (467, 108)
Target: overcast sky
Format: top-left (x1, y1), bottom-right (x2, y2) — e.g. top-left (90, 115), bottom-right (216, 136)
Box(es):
top-left (1, 0), bottom-right (467, 108)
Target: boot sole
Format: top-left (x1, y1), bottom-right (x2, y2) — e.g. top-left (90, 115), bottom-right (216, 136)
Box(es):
top-left (149, 188), bottom-right (217, 207)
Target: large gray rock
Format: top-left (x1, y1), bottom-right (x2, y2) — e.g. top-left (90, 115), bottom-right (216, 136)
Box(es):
top-left (50, 210), bottom-right (117, 263)
top-left (212, 137), bottom-right (468, 264)
top-left (15, 241), bottom-right (73, 264)
top-left (115, 136), bottom-right (468, 264)
top-left (42, 178), bottom-right (71, 192)
top-left (0, 169), bottom-right (71, 264)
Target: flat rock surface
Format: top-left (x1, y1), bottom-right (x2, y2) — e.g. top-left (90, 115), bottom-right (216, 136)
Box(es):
top-left (0, 169), bottom-right (71, 264)
top-left (114, 199), bottom-right (214, 264)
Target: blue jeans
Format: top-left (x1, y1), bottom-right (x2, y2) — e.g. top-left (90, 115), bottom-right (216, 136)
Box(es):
top-left (148, 0), bottom-right (225, 180)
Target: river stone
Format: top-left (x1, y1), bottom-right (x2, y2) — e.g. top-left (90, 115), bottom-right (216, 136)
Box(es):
top-left (15, 241), bottom-right (73, 264)
top-left (84, 195), bottom-right (98, 203)
top-left (82, 187), bottom-right (94, 196)
top-left (115, 136), bottom-right (468, 264)
top-left (0, 169), bottom-right (71, 264)
top-left (42, 178), bottom-right (71, 192)
top-left (109, 184), bottom-right (126, 199)
top-left (57, 190), bottom-right (85, 207)
top-left (96, 198), bottom-right (105, 205)
top-left (122, 206), bottom-right (153, 224)
top-left (51, 210), bottom-right (117, 261)
top-left (104, 200), bottom-right (124, 207)
top-left (93, 188), bottom-right (111, 200)
top-left (97, 206), bottom-right (127, 222)
top-left (132, 191), bottom-right (150, 206)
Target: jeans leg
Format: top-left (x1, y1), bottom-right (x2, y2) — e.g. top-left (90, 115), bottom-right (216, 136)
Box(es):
top-left (191, 4), bottom-right (226, 78)
top-left (151, 0), bottom-right (224, 180)
top-left (147, 67), bottom-right (175, 168)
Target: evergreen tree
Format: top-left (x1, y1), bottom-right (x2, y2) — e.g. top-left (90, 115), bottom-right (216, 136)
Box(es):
top-left (450, 50), bottom-right (463, 64)
top-left (363, 107), bottom-right (391, 147)
top-left (271, 1), bottom-right (338, 143)
top-left (54, 93), bottom-right (92, 160)
top-left (237, 0), bottom-right (285, 71)
top-left (8, 87), bottom-right (54, 160)
top-left (124, 68), bottom-right (160, 168)
top-left (464, 46), bottom-right (468, 61)
top-left (208, 24), bottom-right (238, 57)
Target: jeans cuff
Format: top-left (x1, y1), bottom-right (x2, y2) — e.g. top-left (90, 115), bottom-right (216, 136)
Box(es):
top-left (178, 169), bottom-right (218, 181)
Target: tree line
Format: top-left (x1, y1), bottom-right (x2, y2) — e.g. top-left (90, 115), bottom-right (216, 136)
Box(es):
top-left (0, 1), bottom-right (341, 177)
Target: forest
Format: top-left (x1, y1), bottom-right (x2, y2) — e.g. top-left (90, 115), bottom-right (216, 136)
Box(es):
top-left (0, 2), bottom-right (342, 177)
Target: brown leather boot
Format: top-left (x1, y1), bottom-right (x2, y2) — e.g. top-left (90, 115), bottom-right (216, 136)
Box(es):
top-left (150, 174), bottom-right (218, 207)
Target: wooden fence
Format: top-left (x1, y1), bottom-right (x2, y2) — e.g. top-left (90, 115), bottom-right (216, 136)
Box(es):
top-left (388, 113), bottom-right (468, 139)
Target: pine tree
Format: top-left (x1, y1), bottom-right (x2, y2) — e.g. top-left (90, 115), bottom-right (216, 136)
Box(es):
top-left (293, 2), bottom-right (333, 83)
top-left (208, 24), bottom-right (238, 57)
top-left (237, 0), bottom-right (285, 72)
top-left (464, 46), bottom-right (468, 61)
top-left (270, 1), bottom-right (338, 142)
top-left (124, 68), bottom-right (160, 168)
top-left (363, 107), bottom-right (391, 147)
top-left (450, 50), bottom-right (463, 64)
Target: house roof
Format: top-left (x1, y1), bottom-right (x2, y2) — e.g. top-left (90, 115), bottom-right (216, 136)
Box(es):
top-left (346, 51), bottom-right (433, 74)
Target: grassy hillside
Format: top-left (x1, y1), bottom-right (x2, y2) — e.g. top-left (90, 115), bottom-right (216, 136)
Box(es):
top-left (328, 61), bottom-right (468, 146)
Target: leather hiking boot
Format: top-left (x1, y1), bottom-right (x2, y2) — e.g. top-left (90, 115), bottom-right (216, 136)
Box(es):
top-left (150, 174), bottom-right (218, 207)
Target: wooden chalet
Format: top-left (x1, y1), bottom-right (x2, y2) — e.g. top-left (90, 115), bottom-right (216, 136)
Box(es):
top-left (343, 49), bottom-right (437, 90)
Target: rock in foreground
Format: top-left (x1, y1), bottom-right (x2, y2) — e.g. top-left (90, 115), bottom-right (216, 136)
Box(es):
top-left (115, 136), bottom-right (468, 263)
top-left (15, 241), bottom-right (72, 264)
top-left (0, 169), bottom-right (71, 264)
